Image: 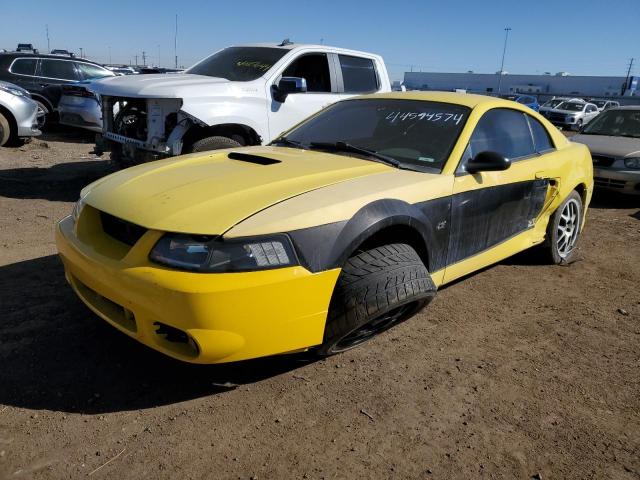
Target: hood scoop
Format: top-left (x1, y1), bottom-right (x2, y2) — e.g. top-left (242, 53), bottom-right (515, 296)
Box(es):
top-left (227, 152), bottom-right (280, 165)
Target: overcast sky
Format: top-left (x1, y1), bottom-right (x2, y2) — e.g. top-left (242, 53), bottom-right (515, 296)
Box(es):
top-left (2, 0), bottom-right (638, 81)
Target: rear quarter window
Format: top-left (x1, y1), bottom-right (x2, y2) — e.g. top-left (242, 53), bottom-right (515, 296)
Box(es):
top-left (526, 115), bottom-right (555, 152)
top-left (339, 55), bottom-right (378, 94)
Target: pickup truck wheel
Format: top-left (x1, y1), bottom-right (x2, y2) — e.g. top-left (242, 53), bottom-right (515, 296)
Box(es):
top-left (190, 135), bottom-right (241, 153)
top-left (317, 243), bottom-right (436, 356)
top-left (542, 190), bottom-right (583, 265)
top-left (0, 112), bottom-right (12, 147)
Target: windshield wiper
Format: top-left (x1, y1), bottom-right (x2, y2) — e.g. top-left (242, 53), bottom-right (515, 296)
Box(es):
top-left (270, 136), bottom-right (308, 150)
top-left (308, 141), bottom-right (401, 168)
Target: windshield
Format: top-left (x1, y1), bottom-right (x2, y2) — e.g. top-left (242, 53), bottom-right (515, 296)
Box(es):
top-left (277, 99), bottom-right (470, 172)
top-left (186, 46), bottom-right (287, 81)
top-left (542, 99), bottom-right (563, 108)
top-left (593, 101), bottom-right (607, 108)
top-left (582, 109), bottom-right (640, 138)
top-left (559, 102), bottom-right (585, 112)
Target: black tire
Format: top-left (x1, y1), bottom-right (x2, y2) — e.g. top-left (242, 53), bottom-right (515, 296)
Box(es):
top-left (0, 111), bottom-right (12, 147)
top-left (541, 190), bottom-right (583, 265)
top-left (318, 243), bottom-right (436, 356)
top-left (33, 100), bottom-right (49, 129)
top-left (109, 144), bottom-right (135, 170)
top-left (190, 135), bottom-right (241, 153)
top-left (573, 119), bottom-right (583, 132)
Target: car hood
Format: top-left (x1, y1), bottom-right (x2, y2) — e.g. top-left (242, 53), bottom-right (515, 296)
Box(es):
top-left (572, 134), bottom-right (640, 157)
top-left (82, 146), bottom-right (391, 235)
top-left (90, 73), bottom-right (231, 98)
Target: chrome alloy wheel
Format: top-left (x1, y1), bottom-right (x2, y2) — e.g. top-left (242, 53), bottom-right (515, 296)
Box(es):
top-left (557, 198), bottom-right (580, 257)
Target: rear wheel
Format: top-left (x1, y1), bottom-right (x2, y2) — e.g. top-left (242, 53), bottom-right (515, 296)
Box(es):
top-left (542, 190), bottom-right (583, 265)
top-left (190, 135), bottom-right (241, 153)
top-left (33, 100), bottom-right (49, 129)
top-left (318, 243), bottom-right (436, 356)
top-left (0, 111), bottom-right (12, 146)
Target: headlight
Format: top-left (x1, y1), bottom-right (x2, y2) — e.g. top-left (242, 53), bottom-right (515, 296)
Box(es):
top-left (71, 196), bottom-right (86, 223)
top-left (149, 233), bottom-right (298, 272)
top-left (624, 157), bottom-right (640, 169)
top-left (0, 84), bottom-right (30, 97)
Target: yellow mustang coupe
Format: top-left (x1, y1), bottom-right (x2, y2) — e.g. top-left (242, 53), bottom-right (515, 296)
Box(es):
top-left (56, 92), bottom-right (593, 363)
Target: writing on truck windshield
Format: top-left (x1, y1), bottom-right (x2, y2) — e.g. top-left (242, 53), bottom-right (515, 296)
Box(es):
top-left (186, 46), bottom-right (287, 81)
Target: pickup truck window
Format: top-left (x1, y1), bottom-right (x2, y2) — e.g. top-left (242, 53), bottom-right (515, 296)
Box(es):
top-left (186, 47), bottom-right (287, 81)
top-left (282, 53), bottom-right (331, 92)
top-left (339, 55), bottom-right (378, 93)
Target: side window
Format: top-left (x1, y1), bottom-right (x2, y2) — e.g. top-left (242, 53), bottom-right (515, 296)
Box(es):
top-left (526, 115), bottom-right (554, 152)
top-left (339, 55), bottom-right (378, 94)
top-left (468, 109), bottom-right (535, 161)
top-left (76, 62), bottom-right (111, 80)
top-left (39, 59), bottom-right (79, 80)
top-left (282, 53), bottom-right (331, 93)
top-left (10, 58), bottom-right (37, 76)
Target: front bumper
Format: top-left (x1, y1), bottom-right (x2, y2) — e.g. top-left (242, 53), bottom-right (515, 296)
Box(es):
top-left (11, 95), bottom-right (41, 137)
top-left (56, 214), bottom-right (340, 363)
top-left (593, 168), bottom-right (640, 195)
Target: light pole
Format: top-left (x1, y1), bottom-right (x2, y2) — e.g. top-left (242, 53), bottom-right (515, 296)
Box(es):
top-left (497, 27), bottom-right (511, 94)
top-left (79, 47), bottom-right (84, 58)
top-left (108, 46), bottom-right (112, 64)
top-left (45, 25), bottom-right (50, 53)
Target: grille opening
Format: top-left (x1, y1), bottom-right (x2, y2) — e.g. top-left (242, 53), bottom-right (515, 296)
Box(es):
top-left (591, 155), bottom-right (615, 167)
top-left (153, 322), bottom-right (199, 358)
top-left (73, 276), bottom-right (137, 333)
top-left (100, 211), bottom-right (147, 246)
top-left (227, 152), bottom-right (280, 165)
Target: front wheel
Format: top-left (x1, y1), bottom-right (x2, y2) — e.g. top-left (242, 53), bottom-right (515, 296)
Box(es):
top-left (0, 111), bottom-right (12, 146)
top-left (318, 243), bottom-right (436, 356)
top-left (189, 135), bottom-right (241, 153)
top-left (542, 190), bottom-right (583, 264)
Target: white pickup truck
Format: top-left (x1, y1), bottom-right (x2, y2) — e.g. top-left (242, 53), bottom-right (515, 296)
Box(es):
top-left (91, 41), bottom-right (391, 165)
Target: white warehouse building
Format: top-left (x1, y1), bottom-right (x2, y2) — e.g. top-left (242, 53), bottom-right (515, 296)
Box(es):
top-left (403, 72), bottom-right (639, 98)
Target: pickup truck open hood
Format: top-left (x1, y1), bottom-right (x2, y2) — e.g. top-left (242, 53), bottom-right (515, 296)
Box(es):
top-left (82, 146), bottom-right (390, 235)
top-left (90, 73), bottom-right (230, 98)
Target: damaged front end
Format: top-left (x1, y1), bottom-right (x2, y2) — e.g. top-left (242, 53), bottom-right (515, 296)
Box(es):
top-left (98, 96), bottom-right (199, 163)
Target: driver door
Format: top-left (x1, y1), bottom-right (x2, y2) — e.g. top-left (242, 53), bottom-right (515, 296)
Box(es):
top-left (267, 52), bottom-right (339, 141)
top-left (443, 108), bottom-right (554, 283)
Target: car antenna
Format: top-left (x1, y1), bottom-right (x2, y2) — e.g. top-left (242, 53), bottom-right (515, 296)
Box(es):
top-left (278, 38), bottom-right (293, 46)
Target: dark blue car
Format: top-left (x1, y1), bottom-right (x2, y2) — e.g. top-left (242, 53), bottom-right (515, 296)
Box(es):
top-left (500, 94), bottom-right (540, 112)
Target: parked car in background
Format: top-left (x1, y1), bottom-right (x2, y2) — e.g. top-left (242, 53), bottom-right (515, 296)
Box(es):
top-left (91, 41), bottom-right (391, 166)
top-left (0, 52), bottom-right (115, 127)
top-left (56, 92), bottom-right (593, 363)
top-left (592, 99), bottom-right (620, 112)
top-left (50, 49), bottom-right (75, 58)
top-left (539, 97), bottom-right (568, 116)
top-left (16, 43), bottom-right (37, 53)
top-left (500, 94), bottom-right (540, 111)
top-left (572, 106), bottom-right (640, 195)
top-left (0, 81), bottom-right (41, 146)
top-left (58, 82), bottom-right (105, 132)
top-left (545, 101), bottom-right (599, 130)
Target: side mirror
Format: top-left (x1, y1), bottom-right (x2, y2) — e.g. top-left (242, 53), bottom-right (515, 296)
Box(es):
top-left (272, 76), bottom-right (307, 103)
top-left (465, 151), bottom-right (511, 174)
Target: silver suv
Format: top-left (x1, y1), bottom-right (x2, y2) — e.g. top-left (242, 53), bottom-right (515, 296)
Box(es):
top-left (545, 101), bottom-right (599, 131)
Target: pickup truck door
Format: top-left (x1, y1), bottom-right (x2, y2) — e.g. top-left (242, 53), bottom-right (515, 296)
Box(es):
top-left (267, 51), bottom-right (340, 142)
top-left (443, 108), bottom-right (557, 284)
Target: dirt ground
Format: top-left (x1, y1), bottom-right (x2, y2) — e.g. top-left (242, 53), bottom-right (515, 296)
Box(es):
top-left (0, 127), bottom-right (638, 480)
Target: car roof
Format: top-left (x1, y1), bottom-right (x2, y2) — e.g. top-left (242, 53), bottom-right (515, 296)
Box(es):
top-left (0, 52), bottom-right (103, 66)
top-left (228, 43), bottom-right (382, 59)
top-left (354, 91), bottom-right (535, 109)
top-left (609, 105), bottom-right (640, 111)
